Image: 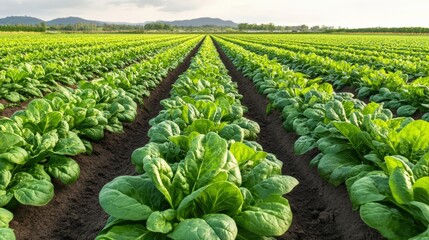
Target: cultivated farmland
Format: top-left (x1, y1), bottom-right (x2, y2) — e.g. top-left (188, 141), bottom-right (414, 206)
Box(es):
top-left (1, 33), bottom-right (429, 240)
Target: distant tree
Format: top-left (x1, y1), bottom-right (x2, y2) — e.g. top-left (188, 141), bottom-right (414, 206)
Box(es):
top-left (311, 25), bottom-right (320, 31)
top-left (144, 22), bottom-right (172, 30)
top-left (299, 24), bottom-right (309, 31)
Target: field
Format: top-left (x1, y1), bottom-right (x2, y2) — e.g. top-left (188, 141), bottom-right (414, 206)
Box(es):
top-left (1, 33), bottom-right (429, 240)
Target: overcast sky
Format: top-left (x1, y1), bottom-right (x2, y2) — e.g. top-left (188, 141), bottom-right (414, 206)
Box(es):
top-left (0, 0), bottom-right (428, 28)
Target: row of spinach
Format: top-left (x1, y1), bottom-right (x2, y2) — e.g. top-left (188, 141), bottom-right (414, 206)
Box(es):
top-left (215, 36), bottom-right (429, 240)
top-left (96, 36), bottom-right (298, 240)
top-left (0, 35), bottom-right (195, 109)
top-left (217, 35), bottom-right (429, 120)
top-left (0, 36), bottom-right (203, 239)
top-left (233, 35), bottom-right (429, 79)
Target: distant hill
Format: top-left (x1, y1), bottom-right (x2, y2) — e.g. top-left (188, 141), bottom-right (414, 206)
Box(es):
top-left (46, 17), bottom-right (102, 26)
top-left (0, 16), bottom-right (237, 28)
top-left (160, 17), bottom-right (237, 27)
top-left (0, 16), bottom-right (44, 25)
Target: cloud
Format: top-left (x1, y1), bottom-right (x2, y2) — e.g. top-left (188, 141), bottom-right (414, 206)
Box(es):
top-left (0, 0), bottom-right (92, 18)
top-left (0, 0), bottom-right (90, 10)
top-left (109, 0), bottom-right (204, 12)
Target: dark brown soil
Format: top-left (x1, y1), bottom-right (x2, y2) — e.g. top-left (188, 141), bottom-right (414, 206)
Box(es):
top-left (9, 40), bottom-right (202, 240)
top-left (213, 39), bottom-right (384, 240)
top-left (337, 85), bottom-right (358, 96)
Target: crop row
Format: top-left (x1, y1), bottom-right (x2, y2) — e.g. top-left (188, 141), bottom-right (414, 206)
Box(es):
top-left (96, 36), bottom-right (298, 240)
top-left (0, 35), bottom-right (196, 110)
top-left (0, 35), bottom-right (179, 67)
top-left (269, 34), bottom-right (429, 58)
top-left (214, 36), bottom-right (429, 240)
top-left (0, 34), bottom-right (171, 58)
top-left (0, 36), bottom-right (203, 239)
top-left (259, 35), bottom-right (428, 61)
top-left (217, 35), bottom-right (429, 119)
top-left (232, 35), bottom-right (429, 79)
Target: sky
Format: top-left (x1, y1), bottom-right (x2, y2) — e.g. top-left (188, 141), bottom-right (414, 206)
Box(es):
top-left (0, 0), bottom-right (428, 28)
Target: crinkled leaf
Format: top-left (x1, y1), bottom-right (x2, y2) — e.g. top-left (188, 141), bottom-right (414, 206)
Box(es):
top-left (45, 155), bottom-right (80, 184)
top-left (229, 142), bottom-right (267, 166)
top-left (317, 151), bottom-right (361, 186)
top-left (234, 196), bottom-right (292, 237)
top-left (12, 176), bottom-right (54, 206)
top-left (360, 202), bottom-right (420, 240)
top-left (0, 132), bottom-right (24, 151)
top-left (294, 136), bottom-right (316, 155)
top-left (0, 147), bottom-right (28, 165)
top-left (250, 175), bottom-right (298, 200)
top-left (146, 209), bottom-right (175, 233)
top-left (0, 228), bottom-right (15, 240)
top-left (177, 181), bottom-right (243, 220)
top-left (168, 214), bottom-right (237, 240)
top-left (0, 208), bottom-right (13, 228)
top-left (99, 175), bottom-right (165, 221)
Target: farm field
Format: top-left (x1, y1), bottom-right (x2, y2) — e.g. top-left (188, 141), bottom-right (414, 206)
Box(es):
top-left (1, 33), bottom-right (429, 240)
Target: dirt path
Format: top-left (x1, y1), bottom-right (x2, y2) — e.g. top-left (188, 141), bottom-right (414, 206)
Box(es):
top-left (213, 39), bottom-right (383, 240)
top-left (9, 40), bottom-right (203, 240)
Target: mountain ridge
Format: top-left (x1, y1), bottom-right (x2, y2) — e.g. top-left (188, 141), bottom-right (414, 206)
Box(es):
top-left (0, 16), bottom-right (238, 27)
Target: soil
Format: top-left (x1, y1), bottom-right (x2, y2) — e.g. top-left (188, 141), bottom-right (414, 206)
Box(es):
top-left (213, 39), bottom-right (384, 240)
top-left (9, 40), bottom-right (202, 240)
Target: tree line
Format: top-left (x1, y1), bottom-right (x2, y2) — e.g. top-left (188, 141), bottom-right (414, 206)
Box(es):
top-left (0, 22), bottom-right (427, 33)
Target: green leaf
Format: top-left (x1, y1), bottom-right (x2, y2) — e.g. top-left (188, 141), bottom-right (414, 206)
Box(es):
top-left (0, 228), bottom-right (15, 240)
top-left (250, 175), bottom-right (298, 199)
top-left (106, 117), bottom-right (123, 133)
top-left (0, 170), bottom-right (11, 190)
top-left (45, 155), bottom-right (80, 184)
top-left (234, 196), bottom-right (292, 236)
top-left (360, 202), bottom-right (420, 240)
top-left (177, 181), bottom-right (243, 220)
top-left (219, 124), bottom-right (244, 142)
top-left (181, 133), bottom-right (229, 192)
top-left (350, 174), bottom-right (389, 207)
top-left (27, 164), bottom-right (51, 181)
top-left (168, 214), bottom-right (237, 240)
top-left (242, 160), bottom-right (281, 189)
top-left (0, 147), bottom-right (28, 165)
top-left (184, 119), bottom-right (216, 135)
top-left (0, 132), bottom-right (24, 151)
top-left (12, 175), bottom-right (54, 206)
top-left (413, 153), bottom-right (429, 179)
top-left (409, 201), bottom-right (429, 225)
top-left (396, 120), bottom-right (429, 160)
top-left (409, 227), bottom-right (429, 240)
top-left (79, 125), bottom-right (104, 141)
top-left (0, 208), bottom-right (13, 228)
top-left (99, 175), bottom-right (165, 221)
top-left (397, 105), bottom-right (418, 117)
top-left (96, 223), bottom-right (164, 240)
top-left (38, 111), bottom-right (62, 133)
top-left (385, 156), bottom-right (414, 205)
top-left (144, 157), bottom-right (175, 208)
top-left (294, 136), bottom-right (316, 155)
top-left (149, 121), bottom-right (181, 143)
top-left (317, 151), bottom-right (361, 186)
top-left (146, 209), bottom-right (175, 234)
top-left (53, 132), bottom-right (86, 156)
top-left (229, 142), bottom-right (267, 166)
top-left (413, 177), bottom-right (429, 205)
top-left (25, 99), bottom-right (52, 122)
top-left (333, 121), bottom-right (373, 152)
